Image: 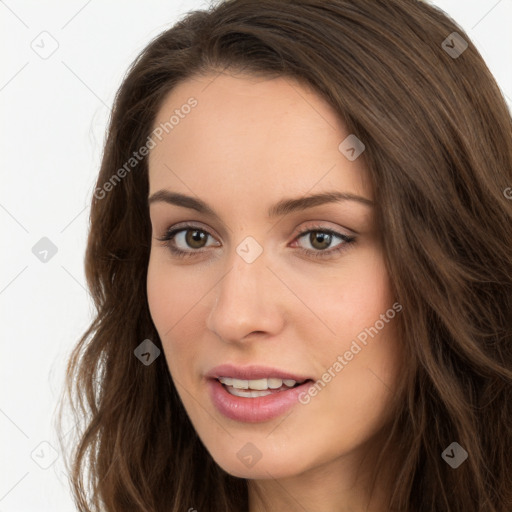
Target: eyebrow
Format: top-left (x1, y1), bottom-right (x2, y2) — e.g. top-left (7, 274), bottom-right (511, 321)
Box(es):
top-left (148, 190), bottom-right (374, 220)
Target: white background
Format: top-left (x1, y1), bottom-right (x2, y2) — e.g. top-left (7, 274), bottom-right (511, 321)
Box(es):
top-left (1, 1), bottom-right (511, 510)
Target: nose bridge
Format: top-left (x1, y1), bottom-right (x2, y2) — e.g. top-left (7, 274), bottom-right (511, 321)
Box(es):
top-left (220, 233), bottom-right (268, 299)
top-left (206, 238), bottom-right (283, 341)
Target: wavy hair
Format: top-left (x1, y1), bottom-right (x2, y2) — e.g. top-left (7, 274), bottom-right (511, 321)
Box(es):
top-left (57, 0), bottom-right (512, 510)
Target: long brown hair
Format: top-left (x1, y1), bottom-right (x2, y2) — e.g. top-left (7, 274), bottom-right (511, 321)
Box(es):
top-left (57, 0), bottom-right (512, 510)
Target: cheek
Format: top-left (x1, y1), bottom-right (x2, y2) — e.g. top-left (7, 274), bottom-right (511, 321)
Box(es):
top-left (341, 255), bottom-right (400, 376)
top-left (311, 250), bottom-right (401, 420)
top-left (147, 257), bottom-right (173, 332)
top-left (346, 262), bottom-right (395, 337)
top-left (146, 256), bottom-right (200, 330)
top-left (147, 257), bottom-right (185, 353)
top-left (146, 256), bottom-right (210, 372)
top-left (307, 248), bottom-right (396, 343)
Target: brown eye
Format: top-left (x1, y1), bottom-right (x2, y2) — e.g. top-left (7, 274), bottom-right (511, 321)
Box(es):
top-left (308, 231), bottom-right (333, 251)
top-left (185, 229), bottom-right (208, 249)
top-left (157, 224), bottom-right (220, 258)
top-left (293, 226), bottom-right (356, 260)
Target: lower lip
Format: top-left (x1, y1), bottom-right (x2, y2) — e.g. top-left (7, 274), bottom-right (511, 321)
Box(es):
top-left (207, 378), bottom-right (314, 423)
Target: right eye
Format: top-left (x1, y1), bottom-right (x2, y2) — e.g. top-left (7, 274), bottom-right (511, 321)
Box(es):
top-left (157, 224), bottom-right (220, 258)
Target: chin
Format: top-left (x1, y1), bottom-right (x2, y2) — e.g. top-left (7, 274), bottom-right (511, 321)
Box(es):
top-left (207, 442), bottom-right (310, 480)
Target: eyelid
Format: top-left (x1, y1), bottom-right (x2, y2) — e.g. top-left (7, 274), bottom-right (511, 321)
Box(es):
top-left (156, 221), bottom-right (219, 241)
top-left (294, 220), bottom-right (356, 237)
top-left (157, 219), bottom-right (355, 240)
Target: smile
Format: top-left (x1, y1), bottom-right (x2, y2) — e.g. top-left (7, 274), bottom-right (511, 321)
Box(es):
top-left (208, 377), bottom-right (314, 422)
top-left (218, 376), bottom-right (306, 397)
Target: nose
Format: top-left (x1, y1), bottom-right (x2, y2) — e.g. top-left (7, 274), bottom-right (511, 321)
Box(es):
top-left (206, 245), bottom-right (285, 343)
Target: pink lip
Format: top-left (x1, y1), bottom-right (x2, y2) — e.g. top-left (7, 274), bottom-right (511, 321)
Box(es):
top-left (207, 378), bottom-right (314, 423)
top-left (205, 363), bottom-right (313, 381)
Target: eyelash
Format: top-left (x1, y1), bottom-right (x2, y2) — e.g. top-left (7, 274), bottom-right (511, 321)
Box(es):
top-left (156, 222), bottom-right (356, 260)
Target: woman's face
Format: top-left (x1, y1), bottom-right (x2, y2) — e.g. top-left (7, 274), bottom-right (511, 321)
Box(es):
top-left (147, 71), bottom-right (402, 482)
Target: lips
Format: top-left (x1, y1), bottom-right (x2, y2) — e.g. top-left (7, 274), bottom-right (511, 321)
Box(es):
top-left (207, 378), bottom-right (314, 422)
top-left (205, 363), bottom-right (313, 382)
top-left (204, 363), bottom-right (315, 422)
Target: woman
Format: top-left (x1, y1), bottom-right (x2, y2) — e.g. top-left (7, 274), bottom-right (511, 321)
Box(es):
top-left (58, 0), bottom-right (512, 510)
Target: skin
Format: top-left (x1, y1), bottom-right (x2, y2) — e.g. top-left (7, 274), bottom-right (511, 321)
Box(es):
top-left (147, 71), bottom-right (402, 512)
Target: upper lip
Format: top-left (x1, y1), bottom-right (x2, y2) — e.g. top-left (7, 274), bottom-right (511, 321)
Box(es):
top-left (205, 364), bottom-right (313, 382)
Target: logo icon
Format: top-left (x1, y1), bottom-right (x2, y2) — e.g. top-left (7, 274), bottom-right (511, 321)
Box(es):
top-left (338, 134), bottom-right (365, 161)
top-left (134, 339), bottom-right (161, 366)
top-left (30, 441), bottom-right (59, 469)
top-left (32, 237), bottom-right (58, 263)
top-left (441, 441), bottom-right (468, 468)
top-left (30, 31), bottom-right (59, 60)
top-left (236, 236), bottom-right (263, 264)
top-left (237, 442), bottom-right (262, 468)
top-left (441, 32), bottom-right (468, 59)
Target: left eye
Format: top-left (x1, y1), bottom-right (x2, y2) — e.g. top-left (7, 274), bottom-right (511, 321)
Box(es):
top-left (296, 229), bottom-right (343, 249)
top-left (292, 228), bottom-right (356, 258)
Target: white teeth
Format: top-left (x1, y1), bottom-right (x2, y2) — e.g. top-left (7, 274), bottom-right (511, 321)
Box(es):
top-left (232, 379), bottom-right (249, 389)
top-left (267, 378), bottom-right (284, 389)
top-left (227, 388), bottom-right (272, 398)
top-left (218, 377), bottom-right (304, 390)
top-left (245, 378), bottom-right (267, 390)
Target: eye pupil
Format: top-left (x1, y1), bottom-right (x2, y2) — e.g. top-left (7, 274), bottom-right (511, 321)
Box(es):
top-left (186, 229), bottom-right (207, 248)
top-left (310, 231), bottom-right (331, 250)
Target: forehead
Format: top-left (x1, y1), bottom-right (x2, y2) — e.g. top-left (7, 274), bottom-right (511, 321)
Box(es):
top-left (148, 72), bottom-right (372, 209)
